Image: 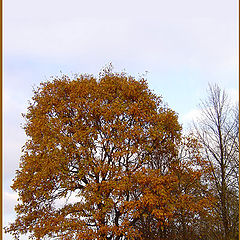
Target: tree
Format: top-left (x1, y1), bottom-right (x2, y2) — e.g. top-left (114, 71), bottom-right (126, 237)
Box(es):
top-left (132, 135), bottom-right (215, 240)
top-left (193, 84), bottom-right (239, 240)
top-left (5, 66), bottom-right (214, 240)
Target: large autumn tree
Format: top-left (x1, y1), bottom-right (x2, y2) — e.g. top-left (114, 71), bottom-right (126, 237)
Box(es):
top-left (6, 66), bottom-right (213, 239)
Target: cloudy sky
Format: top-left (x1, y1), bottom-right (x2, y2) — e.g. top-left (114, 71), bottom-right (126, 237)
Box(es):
top-left (3, 0), bottom-right (238, 239)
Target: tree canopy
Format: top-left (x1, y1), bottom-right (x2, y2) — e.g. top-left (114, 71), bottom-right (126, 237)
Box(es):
top-left (6, 67), bottom-right (214, 240)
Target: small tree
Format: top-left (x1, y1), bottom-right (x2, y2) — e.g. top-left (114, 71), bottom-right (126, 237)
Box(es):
top-left (6, 66), bottom-right (214, 239)
top-left (193, 84), bottom-right (239, 240)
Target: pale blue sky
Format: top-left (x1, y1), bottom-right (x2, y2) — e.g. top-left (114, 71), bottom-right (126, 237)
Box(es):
top-left (4, 0), bottom-right (239, 239)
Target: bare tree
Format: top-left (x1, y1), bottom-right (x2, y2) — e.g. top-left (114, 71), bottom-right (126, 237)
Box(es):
top-left (193, 84), bottom-right (239, 240)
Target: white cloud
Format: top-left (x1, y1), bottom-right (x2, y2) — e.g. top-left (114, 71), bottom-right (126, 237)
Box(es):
top-left (4, 0), bottom-right (238, 73)
top-left (180, 109), bottom-right (201, 123)
top-left (226, 88), bottom-right (239, 105)
top-left (4, 192), bottom-right (18, 216)
top-left (54, 192), bottom-right (84, 209)
top-left (3, 87), bottom-right (28, 181)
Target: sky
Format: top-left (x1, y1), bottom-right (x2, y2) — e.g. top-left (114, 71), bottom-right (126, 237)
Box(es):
top-left (3, 0), bottom-right (239, 239)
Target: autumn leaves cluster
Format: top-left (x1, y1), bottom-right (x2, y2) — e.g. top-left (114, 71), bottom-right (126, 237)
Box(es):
top-left (6, 68), bottom-right (217, 239)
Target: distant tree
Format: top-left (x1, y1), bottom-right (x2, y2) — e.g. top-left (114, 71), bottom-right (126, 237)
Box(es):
top-left (5, 66), bottom-right (214, 240)
top-left (134, 136), bottom-right (215, 240)
top-left (193, 84), bottom-right (239, 240)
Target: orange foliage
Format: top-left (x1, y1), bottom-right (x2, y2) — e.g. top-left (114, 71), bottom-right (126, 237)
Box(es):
top-left (5, 66), bottom-right (214, 240)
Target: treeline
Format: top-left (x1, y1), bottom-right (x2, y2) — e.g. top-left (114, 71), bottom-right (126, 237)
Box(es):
top-left (5, 67), bottom-right (239, 240)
